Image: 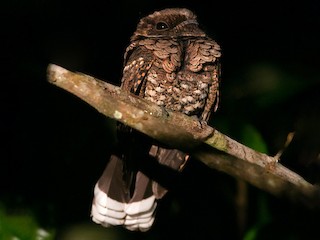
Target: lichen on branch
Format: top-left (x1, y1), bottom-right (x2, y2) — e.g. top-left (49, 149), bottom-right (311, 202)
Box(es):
top-left (47, 64), bottom-right (320, 208)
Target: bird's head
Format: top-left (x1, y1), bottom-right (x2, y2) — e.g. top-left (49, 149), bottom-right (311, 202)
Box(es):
top-left (131, 8), bottom-right (206, 40)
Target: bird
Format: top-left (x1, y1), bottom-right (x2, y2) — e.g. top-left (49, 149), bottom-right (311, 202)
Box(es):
top-left (91, 8), bottom-right (221, 231)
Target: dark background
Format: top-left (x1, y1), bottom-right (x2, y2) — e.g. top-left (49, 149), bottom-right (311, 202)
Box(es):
top-left (1, 0), bottom-right (320, 239)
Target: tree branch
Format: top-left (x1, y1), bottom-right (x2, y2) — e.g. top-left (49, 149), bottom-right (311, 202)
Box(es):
top-left (47, 64), bottom-right (320, 207)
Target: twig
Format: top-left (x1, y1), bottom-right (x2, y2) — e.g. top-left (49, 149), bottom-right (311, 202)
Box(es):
top-left (47, 64), bottom-right (320, 207)
top-left (274, 132), bottom-right (295, 160)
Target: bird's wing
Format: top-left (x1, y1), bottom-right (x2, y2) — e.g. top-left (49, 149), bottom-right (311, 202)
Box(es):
top-left (121, 42), bottom-right (154, 96)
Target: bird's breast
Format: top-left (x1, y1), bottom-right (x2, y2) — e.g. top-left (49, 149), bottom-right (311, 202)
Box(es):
top-left (144, 67), bottom-right (211, 116)
top-left (138, 37), bottom-right (220, 116)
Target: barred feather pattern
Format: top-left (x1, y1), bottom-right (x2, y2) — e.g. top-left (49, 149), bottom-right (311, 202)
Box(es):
top-left (91, 8), bottom-right (221, 231)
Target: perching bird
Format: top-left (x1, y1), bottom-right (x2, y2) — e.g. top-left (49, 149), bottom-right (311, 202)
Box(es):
top-left (91, 8), bottom-right (221, 231)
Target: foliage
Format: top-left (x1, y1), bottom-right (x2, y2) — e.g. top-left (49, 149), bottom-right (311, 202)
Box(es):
top-left (0, 203), bottom-right (54, 240)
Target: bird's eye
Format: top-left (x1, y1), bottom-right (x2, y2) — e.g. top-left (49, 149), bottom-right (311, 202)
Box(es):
top-left (156, 21), bottom-right (169, 30)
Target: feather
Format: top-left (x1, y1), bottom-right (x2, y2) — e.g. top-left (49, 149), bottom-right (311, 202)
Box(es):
top-left (91, 7), bottom-right (221, 231)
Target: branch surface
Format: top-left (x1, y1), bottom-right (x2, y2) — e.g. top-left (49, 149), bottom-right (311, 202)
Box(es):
top-left (47, 64), bottom-right (320, 207)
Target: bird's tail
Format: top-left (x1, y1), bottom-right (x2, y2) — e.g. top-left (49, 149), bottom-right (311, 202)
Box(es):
top-left (91, 145), bottom-right (189, 231)
top-left (91, 154), bottom-right (156, 231)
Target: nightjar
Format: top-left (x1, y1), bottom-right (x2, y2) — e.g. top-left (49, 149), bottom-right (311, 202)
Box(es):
top-left (91, 8), bottom-right (221, 231)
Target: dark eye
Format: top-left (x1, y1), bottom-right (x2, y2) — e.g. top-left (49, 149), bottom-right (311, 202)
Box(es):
top-left (156, 21), bottom-right (169, 30)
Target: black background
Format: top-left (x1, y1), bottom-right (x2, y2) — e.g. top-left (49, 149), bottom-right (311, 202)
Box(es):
top-left (1, 0), bottom-right (320, 239)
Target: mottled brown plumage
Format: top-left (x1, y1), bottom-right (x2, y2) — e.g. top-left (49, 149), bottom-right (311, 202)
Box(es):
top-left (91, 8), bottom-right (221, 231)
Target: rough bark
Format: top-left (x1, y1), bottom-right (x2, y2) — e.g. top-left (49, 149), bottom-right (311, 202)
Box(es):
top-left (47, 64), bottom-right (320, 207)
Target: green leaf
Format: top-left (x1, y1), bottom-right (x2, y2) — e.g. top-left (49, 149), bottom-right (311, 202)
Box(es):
top-left (240, 124), bottom-right (268, 154)
top-left (0, 203), bottom-right (54, 240)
